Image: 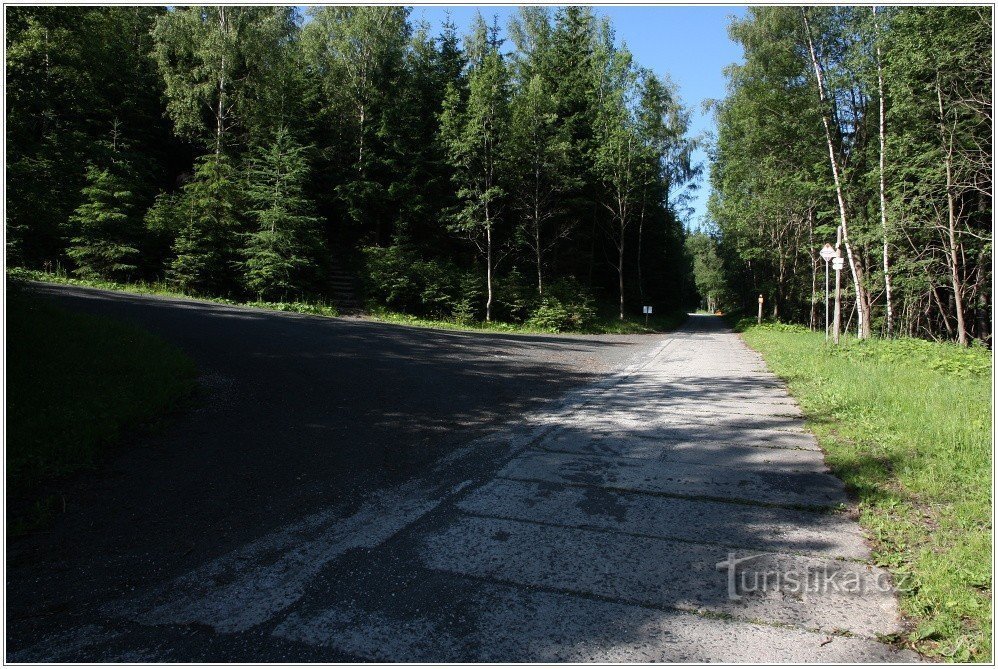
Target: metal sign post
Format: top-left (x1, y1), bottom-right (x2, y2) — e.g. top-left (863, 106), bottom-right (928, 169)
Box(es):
top-left (643, 305), bottom-right (652, 327)
top-left (832, 253), bottom-right (844, 345)
top-left (819, 244), bottom-right (836, 341)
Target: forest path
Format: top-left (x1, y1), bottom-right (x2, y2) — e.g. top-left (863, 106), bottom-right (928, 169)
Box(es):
top-left (8, 291), bottom-right (916, 661)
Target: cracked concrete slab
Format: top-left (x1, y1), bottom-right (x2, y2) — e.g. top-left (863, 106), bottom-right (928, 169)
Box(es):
top-left (498, 450), bottom-right (848, 508)
top-left (274, 581), bottom-right (918, 662)
top-left (457, 478), bottom-right (869, 559)
top-left (8, 296), bottom-right (916, 662)
top-left (420, 514), bottom-right (898, 637)
top-left (537, 429), bottom-right (829, 468)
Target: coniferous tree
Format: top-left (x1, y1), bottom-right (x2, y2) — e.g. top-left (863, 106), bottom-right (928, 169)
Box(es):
top-left (241, 128), bottom-right (325, 300)
top-left (302, 6), bottom-right (412, 247)
top-left (169, 153), bottom-right (241, 295)
top-left (67, 146), bottom-right (141, 281)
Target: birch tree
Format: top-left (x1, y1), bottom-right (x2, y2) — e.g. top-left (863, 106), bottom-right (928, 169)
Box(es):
top-left (440, 17), bottom-right (510, 321)
top-left (593, 44), bottom-right (640, 320)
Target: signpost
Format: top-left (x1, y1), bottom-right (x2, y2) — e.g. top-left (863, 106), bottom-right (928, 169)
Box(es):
top-left (832, 252), bottom-right (844, 345)
top-left (819, 243), bottom-right (836, 341)
top-left (757, 294), bottom-right (763, 324)
top-left (643, 305), bottom-right (653, 327)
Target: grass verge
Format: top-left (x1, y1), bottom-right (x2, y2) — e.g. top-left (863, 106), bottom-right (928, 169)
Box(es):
top-left (7, 267), bottom-right (340, 319)
top-left (7, 284), bottom-right (198, 534)
top-left (369, 307), bottom-right (687, 335)
top-left (735, 319), bottom-right (992, 661)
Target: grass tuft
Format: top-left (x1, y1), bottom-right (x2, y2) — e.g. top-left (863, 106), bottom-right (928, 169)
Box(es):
top-left (737, 320), bottom-right (992, 661)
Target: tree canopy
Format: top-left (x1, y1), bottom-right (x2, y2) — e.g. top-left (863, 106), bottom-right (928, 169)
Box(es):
top-left (706, 6), bottom-right (992, 345)
top-left (7, 6), bottom-right (701, 324)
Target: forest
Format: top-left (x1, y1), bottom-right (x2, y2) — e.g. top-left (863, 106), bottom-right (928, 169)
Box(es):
top-left (6, 6), bottom-right (701, 330)
top-left (697, 6), bottom-right (992, 346)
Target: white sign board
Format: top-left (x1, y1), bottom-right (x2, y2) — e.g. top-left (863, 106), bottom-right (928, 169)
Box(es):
top-left (819, 244), bottom-right (837, 262)
top-left (643, 306), bottom-right (653, 314)
top-left (832, 257), bottom-right (845, 271)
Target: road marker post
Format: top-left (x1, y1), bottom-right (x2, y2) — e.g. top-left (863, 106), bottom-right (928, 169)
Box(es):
top-left (757, 294), bottom-right (763, 324)
top-left (819, 244), bottom-right (837, 342)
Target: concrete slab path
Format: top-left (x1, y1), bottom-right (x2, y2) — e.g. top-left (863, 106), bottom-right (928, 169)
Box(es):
top-left (9, 309), bottom-right (918, 662)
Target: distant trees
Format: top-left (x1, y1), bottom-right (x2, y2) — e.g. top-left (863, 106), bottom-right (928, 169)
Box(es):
top-left (7, 6), bottom-right (701, 322)
top-left (708, 6), bottom-right (992, 345)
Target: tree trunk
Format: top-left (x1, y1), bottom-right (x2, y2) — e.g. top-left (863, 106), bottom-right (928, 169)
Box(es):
top-left (534, 180), bottom-right (543, 295)
top-left (637, 193), bottom-right (646, 304)
top-left (485, 215), bottom-right (493, 323)
top-left (618, 224), bottom-right (625, 321)
top-left (874, 7), bottom-right (894, 337)
top-left (215, 8), bottom-right (228, 158)
top-left (937, 79), bottom-right (968, 346)
top-left (808, 207), bottom-right (818, 331)
top-left (801, 8), bottom-right (871, 339)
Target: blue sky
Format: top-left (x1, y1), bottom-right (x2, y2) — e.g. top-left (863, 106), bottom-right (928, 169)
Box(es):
top-left (412, 5), bottom-right (747, 230)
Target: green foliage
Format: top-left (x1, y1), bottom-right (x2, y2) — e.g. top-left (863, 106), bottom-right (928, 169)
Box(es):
top-left (152, 6), bottom-right (298, 151)
top-left (361, 244), bottom-right (468, 319)
top-left (686, 230), bottom-right (728, 310)
top-left (6, 7), bottom-right (168, 266)
top-left (243, 300), bottom-right (339, 318)
top-left (67, 159), bottom-right (141, 281)
top-left (494, 267), bottom-right (534, 322)
top-left (741, 322), bottom-right (993, 660)
top-left (524, 278), bottom-right (597, 332)
top-left (439, 16), bottom-right (511, 320)
top-left (711, 7), bottom-right (991, 342)
top-left (8, 268), bottom-right (338, 321)
top-left (169, 153), bottom-right (242, 295)
top-left (6, 7), bottom-right (710, 330)
top-left (240, 127), bottom-right (325, 300)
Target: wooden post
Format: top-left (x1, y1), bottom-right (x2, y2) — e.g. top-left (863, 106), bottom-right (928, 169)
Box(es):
top-left (757, 294), bottom-right (764, 324)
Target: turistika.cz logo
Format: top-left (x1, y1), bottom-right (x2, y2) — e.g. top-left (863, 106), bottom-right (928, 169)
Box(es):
top-left (715, 552), bottom-right (896, 601)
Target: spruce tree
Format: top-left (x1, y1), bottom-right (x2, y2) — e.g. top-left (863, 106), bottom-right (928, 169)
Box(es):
top-left (67, 152), bottom-right (141, 281)
top-left (169, 153), bottom-right (241, 295)
top-left (240, 128), bottom-right (325, 300)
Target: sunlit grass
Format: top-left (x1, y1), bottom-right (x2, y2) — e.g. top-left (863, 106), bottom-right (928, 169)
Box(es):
top-left (737, 320), bottom-right (992, 661)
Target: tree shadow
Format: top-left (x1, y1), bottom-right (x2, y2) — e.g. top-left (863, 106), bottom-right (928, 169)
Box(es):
top-left (5, 302), bottom-right (916, 662)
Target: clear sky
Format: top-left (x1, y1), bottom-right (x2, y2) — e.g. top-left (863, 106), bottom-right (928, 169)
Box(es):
top-left (411, 5), bottom-right (747, 230)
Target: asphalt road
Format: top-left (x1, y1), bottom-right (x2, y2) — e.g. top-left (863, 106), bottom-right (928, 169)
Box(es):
top-left (7, 285), bottom-right (917, 662)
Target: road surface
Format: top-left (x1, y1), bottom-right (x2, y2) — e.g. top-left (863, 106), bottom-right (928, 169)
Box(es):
top-left (7, 284), bottom-right (917, 662)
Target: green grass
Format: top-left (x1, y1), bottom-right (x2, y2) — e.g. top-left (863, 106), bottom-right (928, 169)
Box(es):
top-left (7, 285), bottom-right (198, 532)
top-left (369, 306), bottom-right (687, 335)
top-left (7, 267), bottom-right (340, 319)
top-left (736, 320), bottom-right (992, 662)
